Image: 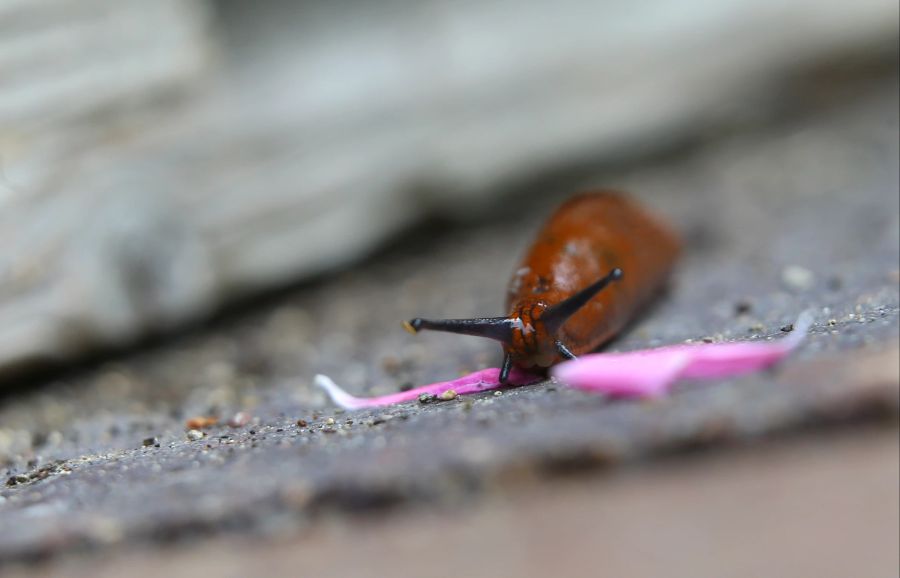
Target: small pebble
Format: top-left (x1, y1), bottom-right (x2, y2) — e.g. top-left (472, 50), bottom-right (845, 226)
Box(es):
top-left (734, 300), bottom-right (753, 315)
top-left (780, 324), bottom-right (794, 332)
top-left (781, 265), bottom-right (815, 292)
top-left (418, 393), bottom-right (436, 404)
top-left (324, 417), bottom-right (335, 426)
top-left (369, 414), bottom-right (392, 426)
top-left (493, 391), bottom-right (503, 397)
top-left (382, 356), bottom-right (402, 374)
top-left (185, 416), bottom-right (218, 430)
top-left (438, 390), bottom-right (458, 401)
top-left (827, 319), bottom-right (838, 326)
top-left (186, 429), bottom-right (204, 441)
top-left (142, 437), bottom-right (158, 447)
top-left (6, 474), bottom-right (29, 486)
top-left (227, 412), bottom-right (250, 428)
top-left (296, 419), bottom-right (308, 427)
top-left (701, 337), bottom-right (714, 344)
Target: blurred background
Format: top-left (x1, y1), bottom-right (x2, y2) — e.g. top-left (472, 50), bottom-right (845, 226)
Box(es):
top-left (1, 0), bottom-right (896, 374)
top-left (0, 1), bottom-right (897, 577)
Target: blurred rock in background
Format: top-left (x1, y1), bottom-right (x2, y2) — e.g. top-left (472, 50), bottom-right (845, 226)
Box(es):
top-left (0, 0), bottom-right (896, 379)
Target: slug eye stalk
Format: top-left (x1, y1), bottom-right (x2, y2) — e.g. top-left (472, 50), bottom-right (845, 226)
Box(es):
top-left (540, 268), bottom-right (623, 334)
top-left (403, 316), bottom-right (516, 344)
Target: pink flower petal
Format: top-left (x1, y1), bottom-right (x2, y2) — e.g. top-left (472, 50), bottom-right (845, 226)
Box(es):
top-left (315, 367), bottom-right (540, 410)
top-left (551, 312), bottom-right (812, 398)
top-left (317, 313), bottom-right (812, 408)
top-left (552, 349), bottom-right (693, 398)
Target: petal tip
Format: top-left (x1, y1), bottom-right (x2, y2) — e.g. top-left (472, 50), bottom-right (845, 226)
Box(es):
top-left (313, 374), bottom-right (361, 410)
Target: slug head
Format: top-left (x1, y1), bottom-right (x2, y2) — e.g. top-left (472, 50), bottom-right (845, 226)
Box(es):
top-left (406, 268), bottom-right (622, 382)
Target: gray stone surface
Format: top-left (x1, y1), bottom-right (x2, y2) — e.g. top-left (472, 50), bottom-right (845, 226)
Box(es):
top-left (0, 0), bottom-right (211, 131)
top-left (0, 70), bottom-right (897, 567)
top-left (7, 431), bottom-right (896, 578)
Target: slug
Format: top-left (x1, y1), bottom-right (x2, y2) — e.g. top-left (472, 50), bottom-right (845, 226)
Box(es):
top-left (405, 191), bottom-right (681, 382)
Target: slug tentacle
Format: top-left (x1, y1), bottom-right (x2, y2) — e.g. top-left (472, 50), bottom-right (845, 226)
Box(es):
top-left (404, 316), bottom-right (515, 343)
top-left (499, 353), bottom-right (514, 383)
top-left (555, 340), bottom-right (577, 360)
top-left (541, 268), bottom-right (623, 334)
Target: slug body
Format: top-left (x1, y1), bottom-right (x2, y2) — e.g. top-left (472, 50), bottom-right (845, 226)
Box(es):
top-left (407, 191), bottom-right (681, 381)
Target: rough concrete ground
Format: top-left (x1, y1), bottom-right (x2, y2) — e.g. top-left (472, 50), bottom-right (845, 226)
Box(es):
top-left (0, 71), bottom-right (897, 573)
top-left (8, 428), bottom-right (897, 578)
